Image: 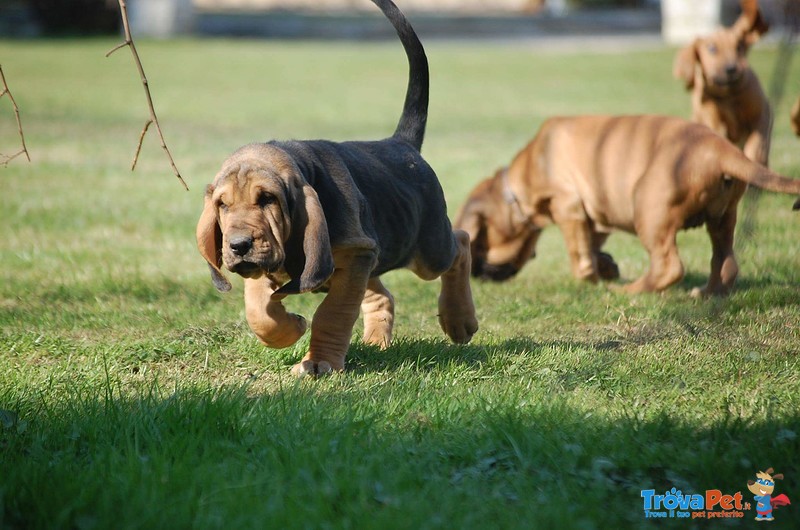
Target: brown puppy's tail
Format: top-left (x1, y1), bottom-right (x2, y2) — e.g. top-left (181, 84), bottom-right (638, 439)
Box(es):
top-left (720, 148), bottom-right (800, 207)
top-left (371, 0), bottom-right (429, 152)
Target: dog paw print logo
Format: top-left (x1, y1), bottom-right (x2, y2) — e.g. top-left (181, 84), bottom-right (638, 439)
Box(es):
top-left (747, 468), bottom-right (791, 521)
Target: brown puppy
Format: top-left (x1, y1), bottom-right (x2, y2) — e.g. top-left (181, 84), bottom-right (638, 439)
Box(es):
top-left (196, 0), bottom-right (477, 376)
top-left (455, 115), bottom-right (800, 296)
top-left (673, 0), bottom-right (771, 165)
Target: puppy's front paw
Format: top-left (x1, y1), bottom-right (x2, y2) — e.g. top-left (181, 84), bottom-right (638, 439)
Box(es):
top-left (690, 285), bottom-right (730, 298)
top-left (291, 360), bottom-right (334, 378)
top-left (290, 351), bottom-right (346, 378)
top-left (438, 307), bottom-right (478, 344)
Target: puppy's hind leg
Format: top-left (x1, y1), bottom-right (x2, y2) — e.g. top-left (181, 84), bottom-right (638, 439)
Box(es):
top-left (361, 277), bottom-right (395, 349)
top-left (692, 209), bottom-right (739, 297)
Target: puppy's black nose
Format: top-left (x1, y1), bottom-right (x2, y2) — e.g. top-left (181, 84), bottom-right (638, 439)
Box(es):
top-left (725, 64), bottom-right (738, 78)
top-left (229, 236), bottom-right (253, 256)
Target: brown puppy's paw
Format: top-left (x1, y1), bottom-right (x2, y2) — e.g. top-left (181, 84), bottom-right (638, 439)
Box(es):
top-left (596, 252), bottom-right (620, 281)
top-left (438, 308), bottom-right (478, 345)
top-left (290, 359), bottom-right (335, 378)
top-left (621, 280), bottom-right (648, 295)
top-left (690, 285), bottom-right (731, 298)
top-left (363, 328), bottom-right (392, 350)
top-left (689, 286), bottom-right (707, 299)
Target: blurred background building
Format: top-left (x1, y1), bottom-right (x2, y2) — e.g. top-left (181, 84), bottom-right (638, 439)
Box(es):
top-left (0, 0), bottom-right (796, 44)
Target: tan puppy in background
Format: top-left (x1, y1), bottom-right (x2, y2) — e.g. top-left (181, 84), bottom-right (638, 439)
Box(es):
top-left (455, 115), bottom-right (800, 296)
top-left (673, 0), bottom-right (771, 165)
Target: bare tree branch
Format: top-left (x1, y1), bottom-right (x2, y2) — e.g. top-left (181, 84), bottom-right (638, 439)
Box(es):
top-left (107, 0), bottom-right (188, 190)
top-left (0, 65), bottom-right (31, 166)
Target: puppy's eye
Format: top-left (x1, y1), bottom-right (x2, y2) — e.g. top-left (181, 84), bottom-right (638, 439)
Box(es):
top-left (257, 193), bottom-right (276, 208)
top-left (707, 44), bottom-right (717, 54)
top-left (217, 201), bottom-right (228, 212)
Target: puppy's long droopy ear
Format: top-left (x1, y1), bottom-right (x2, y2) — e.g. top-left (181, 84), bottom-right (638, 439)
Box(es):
top-left (277, 183), bottom-right (334, 295)
top-left (196, 185), bottom-right (232, 292)
top-left (454, 198), bottom-right (484, 244)
top-left (673, 40), bottom-right (698, 90)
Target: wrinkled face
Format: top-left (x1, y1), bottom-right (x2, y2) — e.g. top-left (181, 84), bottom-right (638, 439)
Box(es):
top-left (695, 29), bottom-right (750, 90)
top-left (208, 161), bottom-right (293, 278)
top-left (454, 176), bottom-right (540, 282)
top-left (747, 474), bottom-right (776, 496)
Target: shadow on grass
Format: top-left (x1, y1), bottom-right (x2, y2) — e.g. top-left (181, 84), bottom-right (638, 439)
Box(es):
top-left (345, 338), bottom-right (492, 374)
top-left (1, 381), bottom-right (798, 529)
top-left (678, 271), bottom-right (800, 304)
top-left (344, 335), bottom-right (629, 376)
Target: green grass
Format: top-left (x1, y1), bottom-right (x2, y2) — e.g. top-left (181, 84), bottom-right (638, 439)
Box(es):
top-left (1, 36), bottom-right (800, 529)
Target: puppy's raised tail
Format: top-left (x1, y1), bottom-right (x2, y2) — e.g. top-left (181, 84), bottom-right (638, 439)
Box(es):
top-left (720, 149), bottom-right (800, 209)
top-left (372, 0), bottom-right (429, 151)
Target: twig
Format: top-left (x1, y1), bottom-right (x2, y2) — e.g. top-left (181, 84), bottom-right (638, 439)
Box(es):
top-left (107, 0), bottom-right (188, 190)
top-left (0, 65), bottom-right (31, 166)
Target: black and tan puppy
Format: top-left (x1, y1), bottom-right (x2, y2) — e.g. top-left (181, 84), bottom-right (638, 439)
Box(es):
top-left (196, 0), bottom-right (477, 376)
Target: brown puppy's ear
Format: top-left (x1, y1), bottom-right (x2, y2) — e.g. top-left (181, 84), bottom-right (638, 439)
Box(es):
top-left (196, 185), bottom-right (232, 293)
top-left (454, 197), bottom-right (490, 276)
top-left (454, 199), bottom-right (483, 243)
top-left (454, 177), bottom-right (496, 241)
top-left (673, 40), bottom-right (698, 90)
top-left (743, 15), bottom-right (769, 47)
top-left (773, 473), bottom-right (784, 480)
top-left (735, 0), bottom-right (769, 44)
top-left (277, 182), bottom-right (334, 295)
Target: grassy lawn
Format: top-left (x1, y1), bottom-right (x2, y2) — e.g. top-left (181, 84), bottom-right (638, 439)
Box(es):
top-left (1, 34), bottom-right (799, 529)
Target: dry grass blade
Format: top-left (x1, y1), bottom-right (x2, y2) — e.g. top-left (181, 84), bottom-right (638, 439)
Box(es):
top-left (106, 0), bottom-right (189, 190)
top-left (0, 65), bottom-right (31, 166)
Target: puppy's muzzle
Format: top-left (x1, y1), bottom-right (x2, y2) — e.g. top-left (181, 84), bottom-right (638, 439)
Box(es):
top-left (471, 256), bottom-right (520, 282)
top-left (713, 63), bottom-right (742, 87)
top-left (224, 235), bottom-right (283, 277)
